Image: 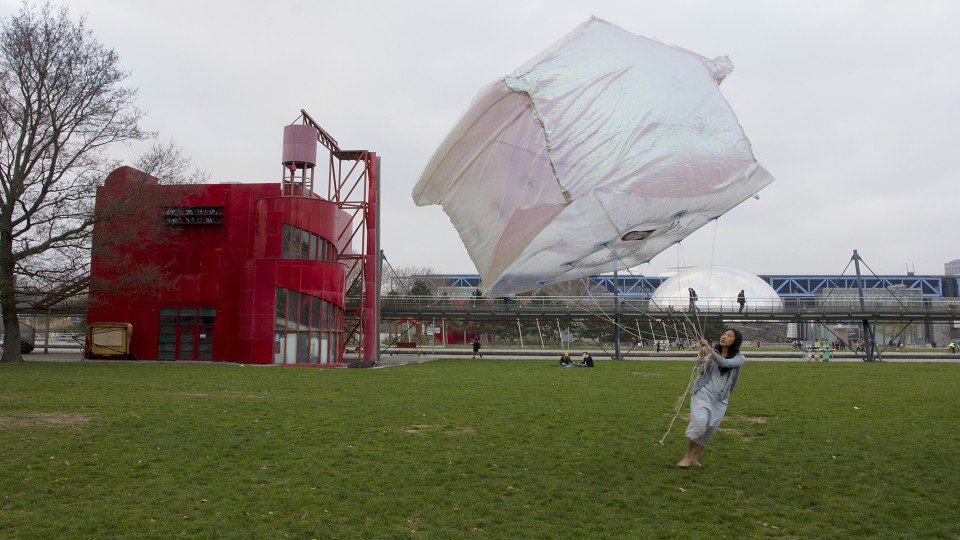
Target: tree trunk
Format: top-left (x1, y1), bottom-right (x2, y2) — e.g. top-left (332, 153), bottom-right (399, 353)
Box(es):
top-left (0, 234), bottom-right (23, 363)
top-left (0, 309), bottom-right (22, 363)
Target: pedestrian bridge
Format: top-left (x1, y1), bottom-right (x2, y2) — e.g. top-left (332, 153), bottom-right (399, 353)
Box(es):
top-left (379, 295), bottom-right (960, 323)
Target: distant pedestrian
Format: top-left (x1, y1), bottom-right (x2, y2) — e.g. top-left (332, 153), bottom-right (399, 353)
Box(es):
top-left (737, 289), bottom-right (745, 313)
top-left (472, 337), bottom-right (482, 358)
top-left (688, 288), bottom-right (698, 312)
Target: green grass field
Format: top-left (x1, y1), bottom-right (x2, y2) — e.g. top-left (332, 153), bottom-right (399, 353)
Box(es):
top-left (1, 359), bottom-right (958, 538)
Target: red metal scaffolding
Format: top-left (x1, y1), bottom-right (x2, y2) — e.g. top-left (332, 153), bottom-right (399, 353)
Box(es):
top-left (294, 109), bottom-right (380, 366)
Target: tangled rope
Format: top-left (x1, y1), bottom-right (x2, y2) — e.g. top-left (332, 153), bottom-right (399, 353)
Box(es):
top-left (657, 345), bottom-right (711, 445)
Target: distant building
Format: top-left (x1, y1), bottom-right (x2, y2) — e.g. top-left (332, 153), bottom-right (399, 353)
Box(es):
top-left (946, 259), bottom-right (960, 276)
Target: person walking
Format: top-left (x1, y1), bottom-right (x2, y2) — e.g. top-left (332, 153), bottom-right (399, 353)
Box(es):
top-left (677, 328), bottom-right (745, 468)
top-left (737, 289), bottom-right (745, 313)
top-left (688, 288), bottom-right (698, 312)
top-left (472, 337), bottom-right (482, 358)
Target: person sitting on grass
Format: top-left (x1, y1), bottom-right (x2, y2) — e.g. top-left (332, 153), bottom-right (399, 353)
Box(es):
top-left (559, 352), bottom-right (574, 366)
top-left (577, 352), bottom-right (594, 367)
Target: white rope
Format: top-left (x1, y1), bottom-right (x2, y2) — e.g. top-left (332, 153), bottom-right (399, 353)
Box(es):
top-left (657, 345), bottom-right (711, 445)
top-left (556, 235), bottom-right (723, 445)
top-left (591, 245), bottom-right (705, 344)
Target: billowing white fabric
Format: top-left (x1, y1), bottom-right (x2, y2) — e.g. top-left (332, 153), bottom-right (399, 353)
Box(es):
top-left (412, 17), bottom-right (774, 297)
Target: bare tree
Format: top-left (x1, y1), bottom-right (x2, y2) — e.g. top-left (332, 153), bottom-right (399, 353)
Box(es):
top-left (0, 3), bottom-right (198, 362)
top-left (381, 265), bottom-right (437, 295)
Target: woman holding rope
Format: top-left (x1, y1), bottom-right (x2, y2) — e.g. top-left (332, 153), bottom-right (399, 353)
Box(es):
top-left (677, 328), bottom-right (745, 468)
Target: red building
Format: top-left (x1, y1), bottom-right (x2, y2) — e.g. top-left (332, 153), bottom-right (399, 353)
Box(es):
top-left (87, 118), bottom-right (379, 365)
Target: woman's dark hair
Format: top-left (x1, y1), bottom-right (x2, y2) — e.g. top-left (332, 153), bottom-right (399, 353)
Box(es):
top-left (714, 328), bottom-right (743, 359)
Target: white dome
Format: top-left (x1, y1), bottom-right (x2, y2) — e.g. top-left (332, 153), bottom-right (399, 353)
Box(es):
top-left (650, 266), bottom-right (782, 311)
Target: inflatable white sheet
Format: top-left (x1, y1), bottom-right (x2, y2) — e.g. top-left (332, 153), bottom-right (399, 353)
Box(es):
top-left (413, 17), bottom-right (774, 297)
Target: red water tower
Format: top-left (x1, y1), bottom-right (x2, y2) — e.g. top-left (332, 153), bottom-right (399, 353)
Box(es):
top-left (281, 124), bottom-right (319, 197)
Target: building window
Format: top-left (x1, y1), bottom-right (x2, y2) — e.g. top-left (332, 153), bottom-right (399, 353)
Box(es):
top-left (282, 223), bottom-right (336, 261)
top-left (273, 287), bottom-right (342, 364)
top-left (158, 307), bottom-right (215, 360)
top-left (165, 206), bottom-right (223, 225)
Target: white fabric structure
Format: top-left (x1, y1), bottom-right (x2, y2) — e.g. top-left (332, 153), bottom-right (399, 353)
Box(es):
top-left (650, 266), bottom-right (783, 311)
top-left (413, 17), bottom-right (774, 297)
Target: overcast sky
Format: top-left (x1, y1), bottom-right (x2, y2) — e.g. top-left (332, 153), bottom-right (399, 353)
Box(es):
top-left (3, 0), bottom-right (957, 279)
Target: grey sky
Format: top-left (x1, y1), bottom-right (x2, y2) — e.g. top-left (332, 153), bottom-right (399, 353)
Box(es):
top-left (3, 0), bottom-right (957, 278)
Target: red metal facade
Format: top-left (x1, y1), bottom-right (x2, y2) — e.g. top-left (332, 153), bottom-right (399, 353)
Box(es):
top-left (87, 166), bottom-right (351, 365)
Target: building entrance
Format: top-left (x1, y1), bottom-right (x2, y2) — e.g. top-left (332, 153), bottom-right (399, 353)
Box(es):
top-left (158, 308), bottom-right (216, 360)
